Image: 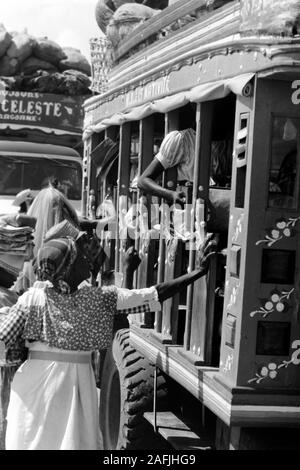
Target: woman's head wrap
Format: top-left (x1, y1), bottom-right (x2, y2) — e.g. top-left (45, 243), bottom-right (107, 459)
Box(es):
top-left (33, 237), bottom-right (77, 294)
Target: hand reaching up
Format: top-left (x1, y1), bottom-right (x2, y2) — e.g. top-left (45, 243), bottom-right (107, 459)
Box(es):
top-left (123, 246), bottom-right (141, 273)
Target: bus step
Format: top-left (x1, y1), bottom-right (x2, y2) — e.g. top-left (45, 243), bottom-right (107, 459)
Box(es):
top-left (144, 411), bottom-right (213, 451)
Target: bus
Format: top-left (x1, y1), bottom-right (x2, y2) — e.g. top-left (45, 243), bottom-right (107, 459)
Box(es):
top-left (0, 141), bottom-right (82, 215)
top-left (83, 0), bottom-right (300, 450)
top-left (0, 90), bottom-right (86, 215)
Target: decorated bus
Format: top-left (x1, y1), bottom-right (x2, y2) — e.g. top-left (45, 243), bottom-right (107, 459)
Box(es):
top-left (83, 0), bottom-right (300, 450)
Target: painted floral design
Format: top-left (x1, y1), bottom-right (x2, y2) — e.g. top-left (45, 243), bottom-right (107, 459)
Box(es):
top-left (256, 217), bottom-right (300, 247)
top-left (250, 288), bottom-right (294, 318)
top-left (248, 340), bottom-right (300, 384)
top-left (248, 362), bottom-right (278, 384)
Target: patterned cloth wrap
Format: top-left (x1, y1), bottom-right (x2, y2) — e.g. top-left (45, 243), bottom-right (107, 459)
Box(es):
top-left (32, 237), bottom-right (78, 295)
top-left (1, 237), bottom-right (78, 362)
top-left (44, 219), bottom-right (105, 280)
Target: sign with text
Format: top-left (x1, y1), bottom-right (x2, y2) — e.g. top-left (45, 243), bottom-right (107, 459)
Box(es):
top-left (0, 91), bottom-right (86, 134)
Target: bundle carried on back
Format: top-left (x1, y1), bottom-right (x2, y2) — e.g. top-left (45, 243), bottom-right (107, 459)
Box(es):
top-left (0, 215), bottom-right (36, 288)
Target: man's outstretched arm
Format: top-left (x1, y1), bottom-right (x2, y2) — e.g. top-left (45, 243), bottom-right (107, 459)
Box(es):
top-left (155, 234), bottom-right (218, 302)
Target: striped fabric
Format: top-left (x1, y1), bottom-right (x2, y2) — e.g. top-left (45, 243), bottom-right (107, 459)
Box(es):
top-left (155, 128), bottom-right (196, 182)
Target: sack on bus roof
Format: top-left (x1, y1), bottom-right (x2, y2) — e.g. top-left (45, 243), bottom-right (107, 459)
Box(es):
top-left (107, 3), bottom-right (160, 47)
top-left (94, 0), bottom-right (123, 34)
top-left (58, 70), bottom-right (91, 95)
top-left (20, 56), bottom-right (58, 74)
top-left (6, 33), bottom-right (36, 63)
top-left (0, 29), bottom-right (12, 59)
top-left (95, 0), bottom-right (137, 33)
top-left (28, 71), bottom-right (61, 93)
top-left (33, 37), bottom-right (67, 66)
top-left (0, 76), bottom-right (19, 91)
top-left (112, 3), bottom-right (159, 22)
top-left (0, 55), bottom-right (19, 76)
top-left (59, 47), bottom-right (91, 76)
top-left (62, 69), bottom-right (91, 87)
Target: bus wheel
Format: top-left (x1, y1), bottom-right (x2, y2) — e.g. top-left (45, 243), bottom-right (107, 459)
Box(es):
top-left (99, 328), bottom-right (167, 450)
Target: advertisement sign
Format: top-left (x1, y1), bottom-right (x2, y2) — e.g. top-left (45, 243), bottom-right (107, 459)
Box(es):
top-left (0, 90), bottom-right (86, 134)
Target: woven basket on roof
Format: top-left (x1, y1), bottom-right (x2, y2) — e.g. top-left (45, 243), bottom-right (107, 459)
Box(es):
top-left (89, 36), bottom-right (113, 93)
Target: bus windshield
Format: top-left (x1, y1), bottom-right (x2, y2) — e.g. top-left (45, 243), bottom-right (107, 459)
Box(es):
top-left (0, 155), bottom-right (82, 200)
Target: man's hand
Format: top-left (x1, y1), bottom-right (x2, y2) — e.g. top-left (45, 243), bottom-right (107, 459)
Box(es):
top-left (170, 190), bottom-right (186, 208)
top-left (198, 233), bottom-right (218, 270)
top-left (123, 247), bottom-right (141, 272)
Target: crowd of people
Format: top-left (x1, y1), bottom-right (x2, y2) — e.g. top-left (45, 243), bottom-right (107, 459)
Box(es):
top-left (0, 168), bottom-right (218, 450)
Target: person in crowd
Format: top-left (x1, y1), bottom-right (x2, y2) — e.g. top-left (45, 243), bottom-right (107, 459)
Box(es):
top-left (41, 176), bottom-right (59, 190)
top-left (137, 128), bottom-right (196, 208)
top-left (137, 128), bottom-right (231, 241)
top-left (45, 218), bottom-right (107, 285)
top-left (95, 184), bottom-right (117, 231)
top-left (12, 184), bottom-right (79, 294)
top-left (0, 232), bottom-right (217, 450)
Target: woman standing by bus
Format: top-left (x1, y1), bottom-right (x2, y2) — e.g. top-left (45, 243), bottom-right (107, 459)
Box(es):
top-left (0, 233), bottom-right (217, 450)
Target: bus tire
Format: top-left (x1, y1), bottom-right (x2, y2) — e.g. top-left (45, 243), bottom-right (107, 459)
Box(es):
top-left (99, 328), bottom-right (168, 450)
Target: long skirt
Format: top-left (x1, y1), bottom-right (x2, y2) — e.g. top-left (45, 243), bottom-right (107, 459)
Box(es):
top-left (5, 341), bottom-right (101, 450)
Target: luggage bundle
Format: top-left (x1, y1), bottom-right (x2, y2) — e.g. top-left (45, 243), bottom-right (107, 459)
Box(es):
top-left (0, 24), bottom-right (92, 96)
top-left (0, 215), bottom-right (36, 288)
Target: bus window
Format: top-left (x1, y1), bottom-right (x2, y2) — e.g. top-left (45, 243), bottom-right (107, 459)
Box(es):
top-left (129, 136), bottom-right (139, 193)
top-left (0, 155), bottom-right (82, 200)
top-left (209, 95), bottom-right (235, 189)
top-left (268, 116), bottom-right (299, 210)
top-left (210, 140), bottom-right (233, 188)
